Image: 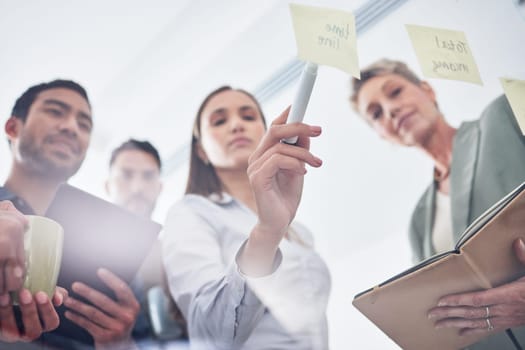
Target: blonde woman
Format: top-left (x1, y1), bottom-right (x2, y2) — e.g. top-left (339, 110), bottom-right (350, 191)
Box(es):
top-left (351, 59), bottom-right (525, 349)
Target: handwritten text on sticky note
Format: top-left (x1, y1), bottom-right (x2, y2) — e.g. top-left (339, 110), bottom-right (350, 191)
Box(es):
top-left (405, 24), bottom-right (482, 85)
top-left (289, 3), bottom-right (359, 78)
top-left (500, 77), bottom-right (525, 135)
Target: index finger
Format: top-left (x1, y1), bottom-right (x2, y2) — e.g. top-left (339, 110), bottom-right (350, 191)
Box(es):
top-left (294, 127), bottom-right (312, 150)
top-left (69, 281), bottom-right (120, 317)
top-left (437, 283), bottom-right (516, 307)
top-left (270, 106), bottom-right (291, 126)
top-left (248, 107), bottom-right (291, 162)
top-left (250, 111), bottom-right (320, 162)
top-left (52, 286), bottom-right (68, 306)
top-left (0, 201), bottom-right (28, 227)
top-left (96, 268), bottom-right (136, 305)
top-left (0, 200), bottom-right (17, 212)
top-left (0, 201), bottom-right (28, 233)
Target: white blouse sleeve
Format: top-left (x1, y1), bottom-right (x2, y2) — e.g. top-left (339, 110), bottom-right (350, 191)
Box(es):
top-left (161, 199), bottom-right (278, 349)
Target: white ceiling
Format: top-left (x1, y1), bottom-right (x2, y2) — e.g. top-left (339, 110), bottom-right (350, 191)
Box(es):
top-left (0, 0), bottom-right (294, 152)
top-left (1, 0), bottom-right (524, 348)
top-left (0, 0), bottom-right (365, 196)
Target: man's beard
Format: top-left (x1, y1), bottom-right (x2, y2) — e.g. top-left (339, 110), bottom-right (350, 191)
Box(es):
top-left (123, 194), bottom-right (156, 218)
top-left (18, 134), bottom-right (83, 181)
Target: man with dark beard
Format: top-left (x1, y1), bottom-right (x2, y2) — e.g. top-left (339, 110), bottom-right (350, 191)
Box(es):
top-left (106, 139), bottom-right (188, 348)
top-left (1, 80), bottom-right (140, 349)
top-left (106, 139), bottom-right (162, 219)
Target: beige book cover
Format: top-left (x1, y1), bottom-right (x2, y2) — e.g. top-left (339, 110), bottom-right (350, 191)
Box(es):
top-left (353, 182), bottom-right (525, 350)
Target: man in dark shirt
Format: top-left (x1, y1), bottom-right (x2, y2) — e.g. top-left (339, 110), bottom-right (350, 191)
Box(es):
top-left (106, 139), bottom-right (188, 348)
top-left (1, 80), bottom-right (140, 349)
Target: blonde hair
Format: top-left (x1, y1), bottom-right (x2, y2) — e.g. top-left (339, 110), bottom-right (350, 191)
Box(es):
top-left (350, 59), bottom-right (422, 112)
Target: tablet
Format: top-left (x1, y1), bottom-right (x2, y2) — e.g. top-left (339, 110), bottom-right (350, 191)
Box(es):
top-left (45, 183), bottom-right (162, 344)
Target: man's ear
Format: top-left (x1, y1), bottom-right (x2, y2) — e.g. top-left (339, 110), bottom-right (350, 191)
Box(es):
top-left (5, 117), bottom-right (21, 142)
top-left (153, 180), bottom-right (163, 200)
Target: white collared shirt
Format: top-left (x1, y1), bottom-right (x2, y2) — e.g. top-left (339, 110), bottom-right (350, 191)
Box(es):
top-left (161, 193), bottom-right (331, 350)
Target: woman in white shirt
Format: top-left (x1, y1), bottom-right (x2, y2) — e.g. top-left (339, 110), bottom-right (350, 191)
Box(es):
top-left (161, 86), bottom-right (331, 350)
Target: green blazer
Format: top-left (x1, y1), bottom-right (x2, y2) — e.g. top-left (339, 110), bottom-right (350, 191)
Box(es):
top-left (409, 95), bottom-right (525, 349)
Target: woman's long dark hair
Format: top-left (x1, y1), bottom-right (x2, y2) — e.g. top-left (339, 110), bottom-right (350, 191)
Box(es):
top-left (185, 86), bottom-right (266, 197)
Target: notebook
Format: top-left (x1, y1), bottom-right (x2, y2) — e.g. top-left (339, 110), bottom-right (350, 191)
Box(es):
top-left (353, 182), bottom-right (525, 350)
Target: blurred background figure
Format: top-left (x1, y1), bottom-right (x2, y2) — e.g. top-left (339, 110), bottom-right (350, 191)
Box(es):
top-left (106, 139), bottom-right (163, 218)
top-left (106, 139), bottom-right (188, 349)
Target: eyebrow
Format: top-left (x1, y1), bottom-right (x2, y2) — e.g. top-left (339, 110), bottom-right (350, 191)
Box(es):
top-left (239, 105), bottom-right (256, 113)
top-left (365, 103), bottom-right (379, 117)
top-left (363, 94), bottom-right (381, 115)
top-left (210, 108), bottom-right (227, 116)
top-left (43, 99), bottom-right (70, 110)
top-left (43, 98), bottom-right (92, 121)
top-left (363, 79), bottom-right (398, 115)
top-left (380, 79), bottom-right (396, 94)
top-left (143, 169), bottom-right (160, 176)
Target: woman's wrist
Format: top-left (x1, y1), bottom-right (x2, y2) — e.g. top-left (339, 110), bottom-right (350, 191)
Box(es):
top-left (238, 225), bottom-right (283, 276)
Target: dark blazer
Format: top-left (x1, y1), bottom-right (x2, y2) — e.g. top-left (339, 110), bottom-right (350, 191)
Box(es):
top-left (409, 95), bottom-right (525, 349)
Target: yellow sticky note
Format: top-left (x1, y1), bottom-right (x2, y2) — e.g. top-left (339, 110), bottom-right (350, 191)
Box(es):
top-left (289, 3), bottom-right (359, 78)
top-left (500, 77), bottom-right (525, 135)
top-left (405, 24), bottom-right (482, 85)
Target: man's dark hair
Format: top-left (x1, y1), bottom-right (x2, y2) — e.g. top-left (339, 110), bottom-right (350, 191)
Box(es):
top-left (11, 79), bottom-right (91, 122)
top-left (110, 139), bottom-right (162, 170)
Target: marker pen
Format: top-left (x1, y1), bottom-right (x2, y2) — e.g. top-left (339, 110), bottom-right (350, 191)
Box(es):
top-left (282, 62), bottom-right (318, 144)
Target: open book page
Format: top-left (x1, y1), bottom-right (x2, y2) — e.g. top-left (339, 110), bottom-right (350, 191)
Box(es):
top-left (353, 181), bottom-right (525, 350)
top-left (354, 250), bottom-right (452, 297)
top-left (456, 182), bottom-right (525, 247)
top-left (459, 182), bottom-right (525, 289)
top-left (357, 181), bottom-right (525, 297)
